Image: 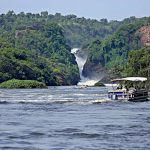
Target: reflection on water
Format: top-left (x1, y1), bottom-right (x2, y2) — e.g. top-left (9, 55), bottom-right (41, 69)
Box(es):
top-left (0, 86), bottom-right (150, 150)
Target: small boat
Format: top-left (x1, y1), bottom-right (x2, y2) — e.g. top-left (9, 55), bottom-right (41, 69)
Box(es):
top-left (108, 77), bottom-right (149, 102)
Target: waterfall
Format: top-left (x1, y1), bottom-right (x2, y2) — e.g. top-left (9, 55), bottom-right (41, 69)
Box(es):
top-left (71, 48), bottom-right (99, 86)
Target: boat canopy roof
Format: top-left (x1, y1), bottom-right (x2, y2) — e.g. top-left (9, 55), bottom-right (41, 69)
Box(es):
top-left (111, 77), bottom-right (147, 82)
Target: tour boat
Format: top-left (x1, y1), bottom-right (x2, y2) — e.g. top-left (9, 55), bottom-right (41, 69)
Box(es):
top-left (108, 77), bottom-right (149, 102)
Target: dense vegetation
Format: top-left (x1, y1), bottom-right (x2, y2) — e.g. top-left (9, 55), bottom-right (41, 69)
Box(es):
top-left (123, 46), bottom-right (150, 88)
top-left (82, 17), bottom-right (150, 79)
top-left (0, 79), bottom-right (47, 88)
top-left (0, 47), bottom-right (80, 85)
top-left (1, 11), bottom-right (147, 48)
top-left (0, 11), bottom-right (80, 85)
top-left (57, 15), bottom-right (150, 48)
top-left (1, 11), bottom-right (150, 85)
top-left (125, 46), bottom-right (150, 78)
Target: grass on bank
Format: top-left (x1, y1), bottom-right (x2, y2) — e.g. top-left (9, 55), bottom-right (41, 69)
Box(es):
top-left (0, 79), bottom-right (47, 89)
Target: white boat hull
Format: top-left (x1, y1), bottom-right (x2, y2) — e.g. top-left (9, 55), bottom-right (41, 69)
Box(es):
top-left (108, 89), bottom-right (148, 102)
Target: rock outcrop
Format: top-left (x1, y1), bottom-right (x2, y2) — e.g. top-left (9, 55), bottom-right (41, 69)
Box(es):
top-left (82, 60), bottom-right (106, 80)
top-left (139, 25), bottom-right (150, 46)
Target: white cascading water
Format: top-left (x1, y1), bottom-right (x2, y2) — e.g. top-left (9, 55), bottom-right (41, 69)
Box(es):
top-left (71, 48), bottom-right (99, 86)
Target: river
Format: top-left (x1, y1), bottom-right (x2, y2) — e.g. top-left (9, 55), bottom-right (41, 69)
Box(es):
top-left (0, 86), bottom-right (150, 150)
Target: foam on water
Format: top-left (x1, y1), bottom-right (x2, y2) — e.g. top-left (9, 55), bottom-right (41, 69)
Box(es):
top-left (78, 79), bottom-right (99, 86)
top-left (0, 86), bottom-right (110, 104)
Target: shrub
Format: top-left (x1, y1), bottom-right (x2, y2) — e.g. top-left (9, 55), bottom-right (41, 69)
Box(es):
top-left (94, 81), bottom-right (105, 87)
top-left (0, 79), bottom-right (47, 89)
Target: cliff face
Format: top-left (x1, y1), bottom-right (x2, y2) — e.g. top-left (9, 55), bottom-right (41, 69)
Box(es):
top-left (82, 24), bottom-right (148, 82)
top-left (139, 25), bottom-right (150, 46)
top-left (82, 60), bottom-right (106, 80)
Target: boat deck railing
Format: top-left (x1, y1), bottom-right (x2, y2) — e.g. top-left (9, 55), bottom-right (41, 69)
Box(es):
top-left (108, 89), bottom-right (148, 101)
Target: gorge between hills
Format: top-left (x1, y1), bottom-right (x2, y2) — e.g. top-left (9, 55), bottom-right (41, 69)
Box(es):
top-left (1, 11), bottom-right (150, 87)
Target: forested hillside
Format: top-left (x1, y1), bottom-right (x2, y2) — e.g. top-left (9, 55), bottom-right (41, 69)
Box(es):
top-left (0, 11), bottom-right (80, 85)
top-left (0, 11), bottom-right (145, 48)
top-left (82, 17), bottom-right (150, 80)
top-left (1, 11), bottom-right (150, 85)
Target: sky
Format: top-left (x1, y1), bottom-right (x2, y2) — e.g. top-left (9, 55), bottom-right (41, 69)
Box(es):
top-left (0, 0), bottom-right (150, 21)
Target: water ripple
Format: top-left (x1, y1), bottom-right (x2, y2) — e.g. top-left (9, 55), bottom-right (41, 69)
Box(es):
top-left (0, 86), bottom-right (150, 150)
